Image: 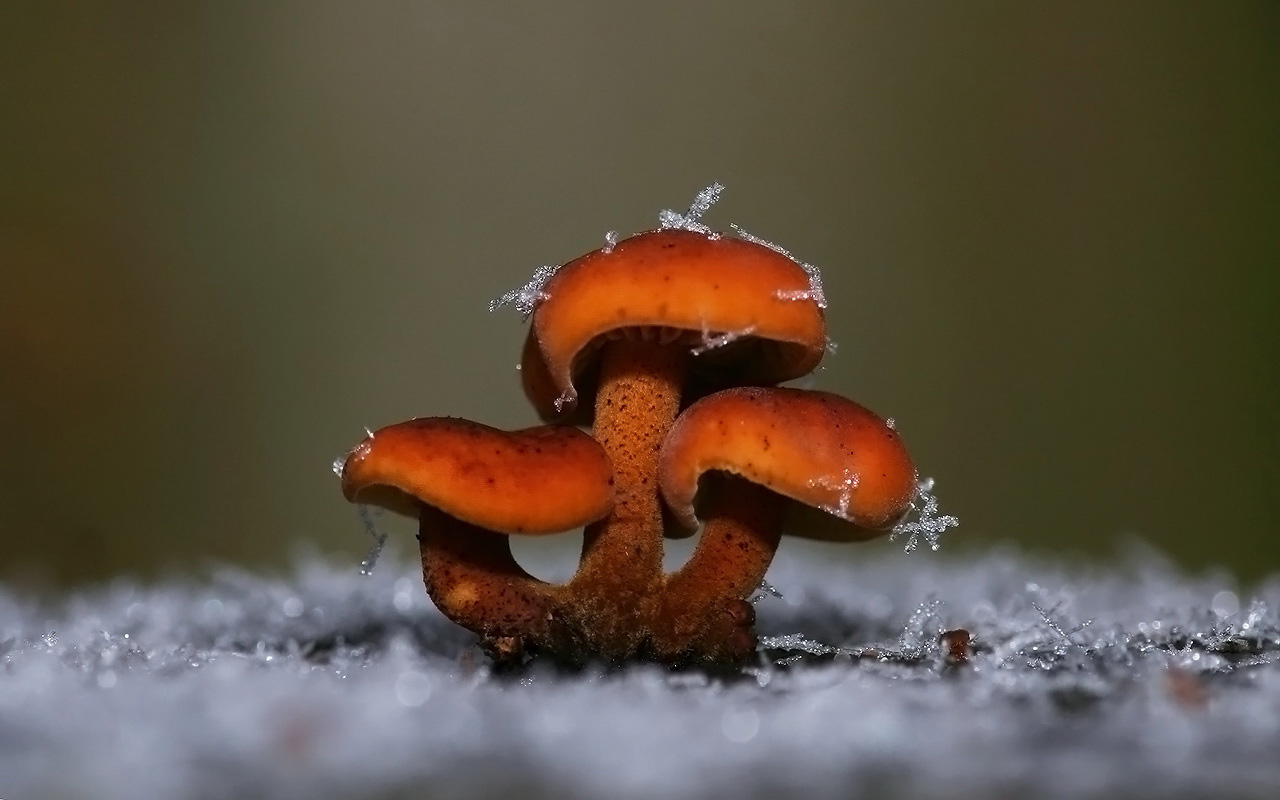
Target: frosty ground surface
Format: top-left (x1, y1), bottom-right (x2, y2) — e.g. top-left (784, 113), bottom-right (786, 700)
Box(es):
top-left (2, 544), bottom-right (1278, 800)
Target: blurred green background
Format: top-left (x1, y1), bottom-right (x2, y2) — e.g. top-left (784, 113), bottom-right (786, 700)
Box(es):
top-left (2, 2), bottom-right (1276, 587)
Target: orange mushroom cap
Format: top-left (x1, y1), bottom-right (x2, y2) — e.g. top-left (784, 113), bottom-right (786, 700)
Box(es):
top-left (658, 387), bottom-right (917, 536)
top-left (338, 417), bottom-right (614, 535)
top-left (521, 229), bottom-right (826, 420)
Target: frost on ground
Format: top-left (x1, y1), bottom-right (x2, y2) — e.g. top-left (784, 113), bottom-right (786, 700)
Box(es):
top-left (3, 546), bottom-right (1279, 800)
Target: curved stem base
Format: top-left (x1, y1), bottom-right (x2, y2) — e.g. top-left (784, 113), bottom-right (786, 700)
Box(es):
top-left (652, 476), bottom-right (787, 663)
top-left (418, 506), bottom-right (561, 660)
top-left (418, 479), bottom-right (787, 667)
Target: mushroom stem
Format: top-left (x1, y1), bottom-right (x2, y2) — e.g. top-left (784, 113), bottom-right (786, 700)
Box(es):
top-left (571, 337), bottom-right (688, 643)
top-left (654, 476), bottom-right (787, 660)
top-left (418, 504), bottom-right (559, 646)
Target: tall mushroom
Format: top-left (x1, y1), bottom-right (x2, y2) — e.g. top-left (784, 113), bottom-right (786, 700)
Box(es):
top-left (517, 228), bottom-right (827, 658)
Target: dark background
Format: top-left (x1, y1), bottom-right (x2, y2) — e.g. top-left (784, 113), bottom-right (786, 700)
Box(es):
top-left (2, 2), bottom-right (1276, 587)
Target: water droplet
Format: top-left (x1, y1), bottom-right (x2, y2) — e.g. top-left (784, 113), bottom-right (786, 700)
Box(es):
top-left (394, 670), bottom-right (433, 707)
top-left (1211, 590), bottom-right (1239, 618)
top-left (393, 578), bottom-right (416, 613)
top-left (282, 597), bottom-right (304, 618)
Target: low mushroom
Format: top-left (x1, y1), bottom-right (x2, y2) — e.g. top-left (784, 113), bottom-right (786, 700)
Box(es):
top-left (653, 387), bottom-right (917, 660)
top-left (337, 418), bottom-right (614, 657)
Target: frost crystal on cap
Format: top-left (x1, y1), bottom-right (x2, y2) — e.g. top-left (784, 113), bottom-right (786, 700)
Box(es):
top-left (809, 467), bottom-right (861, 519)
top-left (356, 504), bottom-right (388, 576)
top-left (489, 263), bottom-right (559, 318)
top-left (732, 224), bottom-right (827, 309)
top-left (690, 325), bottom-right (757, 356)
top-left (658, 182), bottom-right (724, 235)
top-left (890, 478), bottom-right (959, 553)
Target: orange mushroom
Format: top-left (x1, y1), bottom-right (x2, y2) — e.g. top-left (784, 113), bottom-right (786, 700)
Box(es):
top-left (511, 229), bottom-right (827, 655)
top-left (654, 387), bottom-right (917, 657)
top-left (338, 185), bottom-right (954, 666)
top-left (521, 229), bottom-right (827, 420)
top-left (337, 418), bottom-right (614, 652)
top-left (659, 387), bottom-right (918, 533)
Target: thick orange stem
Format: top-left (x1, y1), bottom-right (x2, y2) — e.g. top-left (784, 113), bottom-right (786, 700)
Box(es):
top-left (568, 336), bottom-right (687, 656)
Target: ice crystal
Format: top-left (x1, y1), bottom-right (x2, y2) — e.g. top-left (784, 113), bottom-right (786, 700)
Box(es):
top-left (886, 596), bottom-right (947, 661)
top-left (658, 182), bottom-right (724, 235)
top-left (356, 504), bottom-right (389, 576)
top-left (774, 289), bottom-right (818, 302)
top-left (758, 633), bottom-right (840, 665)
top-left (552, 388), bottom-right (576, 414)
top-left (690, 325), bottom-right (756, 356)
top-left (2, 548), bottom-right (1280, 800)
top-left (810, 468), bottom-right (861, 520)
top-left (493, 184), bottom-right (833, 330)
top-left (750, 579), bottom-right (786, 604)
top-left (890, 477), bottom-right (959, 553)
top-left (1033, 601), bottom-right (1094, 648)
top-left (489, 263), bottom-right (558, 318)
top-left (731, 223), bottom-right (827, 308)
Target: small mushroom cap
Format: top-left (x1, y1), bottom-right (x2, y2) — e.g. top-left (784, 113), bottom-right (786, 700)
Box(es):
top-left (522, 229), bottom-right (826, 420)
top-left (659, 387), bottom-right (916, 536)
top-left (338, 418), bottom-right (614, 535)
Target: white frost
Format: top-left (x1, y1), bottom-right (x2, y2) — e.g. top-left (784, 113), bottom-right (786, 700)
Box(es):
top-left (690, 325), bottom-right (757, 356)
top-left (889, 596), bottom-right (947, 661)
top-left (890, 477), bottom-right (959, 553)
top-left (552, 388), bottom-right (577, 414)
top-left (492, 184), bottom-right (833, 329)
top-left (731, 223), bottom-right (827, 309)
top-left (658, 182), bottom-right (724, 235)
top-left (774, 289), bottom-right (817, 302)
top-left (356, 504), bottom-right (389, 576)
top-left (758, 633), bottom-right (839, 660)
top-left (1032, 601), bottom-right (1094, 649)
top-left (2, 548), bottom-right (1279, 799)
top-left (810, 468), bottom-right (861, 519)
top-left (750, 579), bottom-right (786, 605)
top-left (490, 263), bottom-right (558, 319)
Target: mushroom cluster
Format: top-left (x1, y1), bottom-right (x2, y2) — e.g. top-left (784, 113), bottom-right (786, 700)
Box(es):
top-left (336, 186), bottom-right (953, 666)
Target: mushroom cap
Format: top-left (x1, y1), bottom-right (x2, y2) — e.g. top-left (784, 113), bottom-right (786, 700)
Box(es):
top-left (338, 417), bottom-right (614, 535)
top-left (522, 229), bottom-right (826, 420)
top-left (658, 387), bottom-right (917, 537)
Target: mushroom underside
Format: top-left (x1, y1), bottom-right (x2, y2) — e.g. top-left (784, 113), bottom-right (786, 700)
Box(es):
top-left (530, 325), bottom-right (821, 423)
